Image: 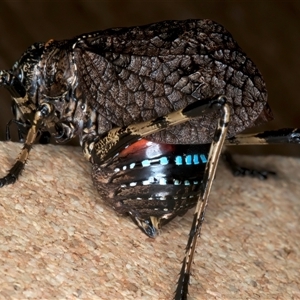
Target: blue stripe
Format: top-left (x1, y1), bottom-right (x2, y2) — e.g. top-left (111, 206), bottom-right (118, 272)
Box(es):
top-left (200, 154), bottom-right (207, 163)
top-left (174, 179), bottom-right (180, 185)
top-left (160, 157), bottom-right (169, 165)
top-left (142, 159), bottom-right (150, 167)
top-left (185, 155), bottom-right (192, 165)
top-left (175, 156), bottom-right (183, 165)
top-left (193, 154), bottom-right (199, 164)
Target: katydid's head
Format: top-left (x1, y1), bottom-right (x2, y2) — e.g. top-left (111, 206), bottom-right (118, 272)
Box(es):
top-left (0, 42), bottom-right (45, 119)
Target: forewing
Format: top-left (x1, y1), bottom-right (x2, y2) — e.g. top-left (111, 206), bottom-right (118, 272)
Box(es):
top-left (73, 19), bottom-right (269, 144)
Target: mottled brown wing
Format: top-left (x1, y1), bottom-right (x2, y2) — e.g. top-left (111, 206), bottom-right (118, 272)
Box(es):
top-left (73, 19), bottom-right (269, 144)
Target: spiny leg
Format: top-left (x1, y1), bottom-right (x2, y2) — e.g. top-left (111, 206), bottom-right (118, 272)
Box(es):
top-left (83, 95), bottom-right (228, 165)
top-left (174, 101), bottom-right (230, 300)
top-left (223, 128), bottom-right (300, 179)
top-left (173, 126), bottom-right (300, 298)
top-left (225, 128), bottom-right (300, 145)
top-left (0, 103), bottom-right (52, 187)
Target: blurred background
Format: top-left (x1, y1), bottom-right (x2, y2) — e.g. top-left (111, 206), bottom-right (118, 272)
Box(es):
top-left (0, 0), bottom-right (299, 156)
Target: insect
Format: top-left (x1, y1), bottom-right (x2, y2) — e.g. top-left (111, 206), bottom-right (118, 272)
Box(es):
top-left (0, 19), bottom-right (299, 299)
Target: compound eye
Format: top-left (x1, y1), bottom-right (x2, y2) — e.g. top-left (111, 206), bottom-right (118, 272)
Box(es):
top-left (17, 68), bottom-right (24, 82)
top-left (12, 67), bottom-right (24, 83)
top-left (18, 69), bottom-right (24, 82)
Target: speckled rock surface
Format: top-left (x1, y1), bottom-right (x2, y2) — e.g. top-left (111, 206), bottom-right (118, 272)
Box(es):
top-left (0, 141), bottom-right (299, 299)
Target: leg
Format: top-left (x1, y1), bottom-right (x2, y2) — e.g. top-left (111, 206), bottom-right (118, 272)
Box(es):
top-left (0, 103), bottom-right (52, 187)
top-left (84, 96), bottom-right (227, 165)
top-left (222, 150), bottom-right (276, 180)
top-left (223, 128), bottom-right (300, 180)
top-left (226, 128), bottom-right (300, 145)
top-left (5, 118), bottom-right (30, 142)
top-left (174, 101), bottom-right (230, 300)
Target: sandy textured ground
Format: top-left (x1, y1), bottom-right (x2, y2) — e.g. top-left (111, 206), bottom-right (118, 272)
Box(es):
top-left (0, 141), bottom-right (299, 299)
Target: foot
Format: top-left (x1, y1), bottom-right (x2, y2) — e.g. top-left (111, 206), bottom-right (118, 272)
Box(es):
top-left (222, 151), bottom-right (276, 180)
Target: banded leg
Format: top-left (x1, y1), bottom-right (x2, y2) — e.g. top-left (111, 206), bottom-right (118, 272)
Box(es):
top-left (224, 128), bottom-right (300, 179)
top-left (84, 96), bottom-right (228, 165)
top-left (0, 103), bottom-right (52, 187)
top-left (174, 101), bottom-right (230, 300)
top-left (225, 128), bottom-right (300, 145)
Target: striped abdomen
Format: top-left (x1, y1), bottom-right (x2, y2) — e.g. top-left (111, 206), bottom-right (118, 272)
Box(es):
top-left (92, 139), bottom-right (210, 236)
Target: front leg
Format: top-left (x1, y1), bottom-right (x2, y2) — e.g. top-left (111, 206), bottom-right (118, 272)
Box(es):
top-left (0, 103), bottom-right (53, 187)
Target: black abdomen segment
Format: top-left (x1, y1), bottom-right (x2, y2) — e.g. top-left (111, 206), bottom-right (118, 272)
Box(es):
top-left (92, 139), bottom-right (210, 222)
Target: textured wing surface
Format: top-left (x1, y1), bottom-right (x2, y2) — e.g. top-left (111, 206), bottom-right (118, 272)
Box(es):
top-left (73, 19), bottom-right (269, 144)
